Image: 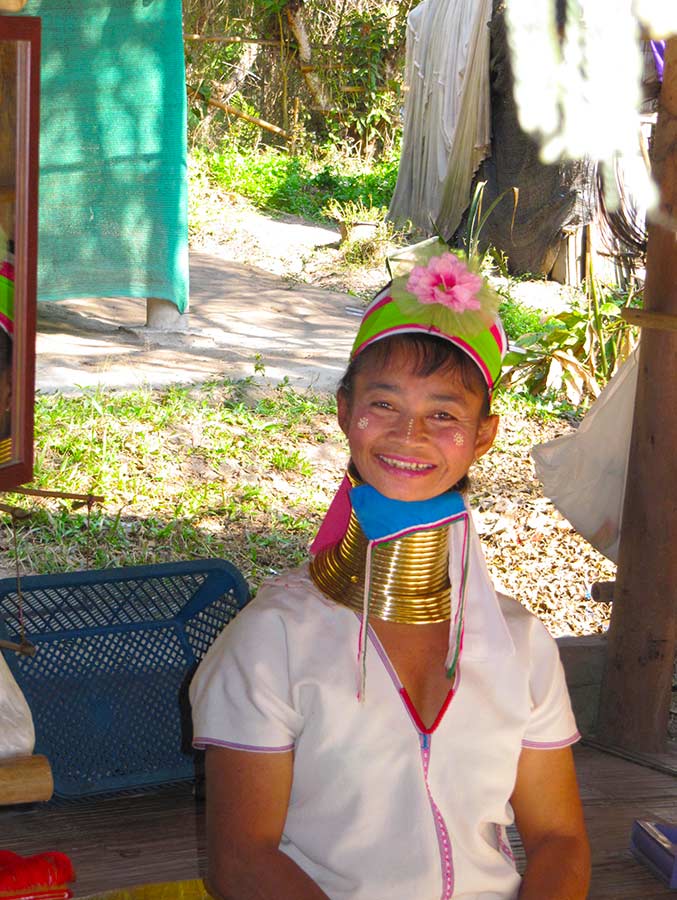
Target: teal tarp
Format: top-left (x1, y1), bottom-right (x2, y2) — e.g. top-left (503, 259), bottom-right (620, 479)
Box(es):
top-left (18, 0), bottom-right (188, 312)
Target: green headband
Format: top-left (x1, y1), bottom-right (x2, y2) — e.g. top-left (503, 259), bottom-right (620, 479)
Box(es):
top-left (351, 239), bottom-right (507, 397)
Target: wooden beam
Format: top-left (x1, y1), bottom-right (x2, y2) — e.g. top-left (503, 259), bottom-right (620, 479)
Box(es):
top-left (0, 755), bottom-right (53, 805)
top-left (622, 307), bottom-right (677, 332)
top-left (597, 38), bottom-right (677, 753)
top-left (187, 88), bottom-right (292, 141)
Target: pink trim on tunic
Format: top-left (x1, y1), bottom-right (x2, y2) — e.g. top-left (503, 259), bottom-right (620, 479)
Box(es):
top-left (521, 731), bottom-right (581, 750)
top-left (367, 625), bottom-right (456, 899)
top-left (422, 743), bottom-right (454, 900)
top-left (193, 737), bottom-right (294, 752)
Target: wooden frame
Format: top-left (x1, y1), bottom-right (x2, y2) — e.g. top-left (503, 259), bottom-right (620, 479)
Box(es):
top-left (0, 15), bottom-right (39, 491)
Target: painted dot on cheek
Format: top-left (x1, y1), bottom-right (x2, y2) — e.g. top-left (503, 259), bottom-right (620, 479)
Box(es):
top-left (453, 432), bottom-right (465, 446)
top-left (357, 417), bottom-right (369, 430)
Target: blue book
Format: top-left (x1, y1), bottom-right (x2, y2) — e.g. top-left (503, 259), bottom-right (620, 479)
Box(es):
top-left (630, 820), bottom-right (677, 889)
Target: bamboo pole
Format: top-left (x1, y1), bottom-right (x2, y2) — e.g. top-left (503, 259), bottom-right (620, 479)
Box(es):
top-left (183, 34), bottom-right (335, 50)
top-left (597, 38), bottom-right (677, 753)
top-left (187, 89), bottom-right (292, 142)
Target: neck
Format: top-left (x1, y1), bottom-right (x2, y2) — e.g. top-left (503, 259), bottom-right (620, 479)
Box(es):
top-left (309, 477), bottom-right (452, 624)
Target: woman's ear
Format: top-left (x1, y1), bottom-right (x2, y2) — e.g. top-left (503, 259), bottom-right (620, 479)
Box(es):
top-left (473, 414), bottom-right (499, 460)
top-left (336, 388), bottom-right (351, 437)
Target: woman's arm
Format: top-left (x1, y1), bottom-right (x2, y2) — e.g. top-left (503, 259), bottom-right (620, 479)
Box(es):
top-left (511, 746), bottom-right (591, 900)
top-left (204, 745), bottom-right (330, 900)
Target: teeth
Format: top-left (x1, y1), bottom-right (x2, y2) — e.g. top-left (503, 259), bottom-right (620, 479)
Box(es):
top-left (379, 456), bottom-right (432, 472)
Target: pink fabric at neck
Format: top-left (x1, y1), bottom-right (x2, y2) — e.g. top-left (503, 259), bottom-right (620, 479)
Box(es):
top-left (310, 474), bottom-right (352, 555)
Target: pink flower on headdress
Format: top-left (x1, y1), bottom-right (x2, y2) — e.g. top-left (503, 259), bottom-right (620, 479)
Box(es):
top-left (406, 253), bottom-right (483, 311)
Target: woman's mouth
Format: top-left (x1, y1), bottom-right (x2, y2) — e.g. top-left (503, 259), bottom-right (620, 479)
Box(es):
top-left (377, 454), bottom-right (434, 472)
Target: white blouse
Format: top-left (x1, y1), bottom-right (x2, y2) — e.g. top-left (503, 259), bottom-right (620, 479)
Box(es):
top-left (190, 565), bottom-right (579, 900)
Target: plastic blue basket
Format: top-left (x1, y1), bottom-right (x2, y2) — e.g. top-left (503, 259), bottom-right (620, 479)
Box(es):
top-left (0, 559), bottom-right (249, 797)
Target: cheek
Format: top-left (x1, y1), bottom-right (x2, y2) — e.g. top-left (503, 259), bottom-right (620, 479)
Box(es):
top-left (347, 400), bottom-right (375, 436)
top-left (437, 425), bottom-right (475, 457)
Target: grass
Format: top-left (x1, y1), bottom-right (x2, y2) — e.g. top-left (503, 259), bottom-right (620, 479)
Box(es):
top-left (1, 378), bottom-right (340, 588)
top-left (196, 143), bottom-right (400, 223)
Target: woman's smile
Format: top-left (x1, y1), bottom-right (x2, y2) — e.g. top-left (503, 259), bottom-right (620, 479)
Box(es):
top-left (376, 454), bottom-right (435, 473)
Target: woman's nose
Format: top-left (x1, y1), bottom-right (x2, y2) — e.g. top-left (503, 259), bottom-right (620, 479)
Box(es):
top-left (402, 415), bottom-right (425, 441)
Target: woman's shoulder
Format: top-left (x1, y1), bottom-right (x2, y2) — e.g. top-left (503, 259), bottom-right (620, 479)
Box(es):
top-left (495, 592), bottom-right (561, 657)
top-left (236, 563), bottom-right (348, 637)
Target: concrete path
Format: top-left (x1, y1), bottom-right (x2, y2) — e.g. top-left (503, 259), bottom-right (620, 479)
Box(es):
top-left (35, 249), bottom-right (362, 394)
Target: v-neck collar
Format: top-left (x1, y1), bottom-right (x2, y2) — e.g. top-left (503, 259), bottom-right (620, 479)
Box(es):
top-left (365, 621), bottom-right (457, 735)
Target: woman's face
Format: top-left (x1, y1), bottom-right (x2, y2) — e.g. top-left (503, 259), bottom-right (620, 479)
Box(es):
top-left (337, 344), bottom-right (498, 503)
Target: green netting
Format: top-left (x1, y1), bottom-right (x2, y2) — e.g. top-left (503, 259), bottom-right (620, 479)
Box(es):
top-left (18, 0), bottom-right (188, 312)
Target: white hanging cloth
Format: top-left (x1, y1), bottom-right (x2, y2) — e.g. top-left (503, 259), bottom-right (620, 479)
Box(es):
top-left (0, 653), bottom-right (35, 759)
top-left (388, 0), bottom-right (493, 237)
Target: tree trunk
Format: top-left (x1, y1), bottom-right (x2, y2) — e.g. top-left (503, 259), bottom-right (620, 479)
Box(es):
top-left (217, 41), bottom-right (261, 101)
top-left (285, 1), bottom-right (332, 113)
top-left (597, 38), bottom-right (677, 753)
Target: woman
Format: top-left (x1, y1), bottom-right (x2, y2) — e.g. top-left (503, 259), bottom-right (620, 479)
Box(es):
top-left (190, 240), bottom-right (591, 899)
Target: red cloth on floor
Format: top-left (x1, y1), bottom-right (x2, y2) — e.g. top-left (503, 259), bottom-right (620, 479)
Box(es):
top-left (0, 851), bottom-right (74, 899)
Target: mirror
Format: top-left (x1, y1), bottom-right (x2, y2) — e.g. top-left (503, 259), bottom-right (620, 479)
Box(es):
top-left (0, 15), bottom-right (39, 491)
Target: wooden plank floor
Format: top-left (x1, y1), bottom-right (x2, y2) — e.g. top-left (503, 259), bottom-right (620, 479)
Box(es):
top-left (1, 744), bottom-right (675, 899)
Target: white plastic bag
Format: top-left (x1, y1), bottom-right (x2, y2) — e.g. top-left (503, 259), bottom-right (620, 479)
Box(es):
top-left (0, 652), bottom-right (35, 758)
top-left (531, 349), bottom-right (638, 562)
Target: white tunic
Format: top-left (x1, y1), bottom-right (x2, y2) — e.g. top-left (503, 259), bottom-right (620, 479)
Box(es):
top-left (190, 565), bottom-right (579, 900)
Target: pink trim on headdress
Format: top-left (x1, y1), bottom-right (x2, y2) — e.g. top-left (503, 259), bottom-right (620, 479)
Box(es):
top-left (447, 335), bottom-right (493, 396)
top-left (361, 293), bottom-right (392, 321)
top-left (356, 323), bottom-right (444, 355)
top-left (310, 473), bottom-right (353, 555)
top-left (491, 321), bottom-right (508, 355)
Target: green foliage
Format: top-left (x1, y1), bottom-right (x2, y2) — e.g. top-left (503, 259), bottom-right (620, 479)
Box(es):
top-left (184, 1), bottom-right (407, 157)
top-left (340, 222), bottom-right (400, 268)
top-left (494, 384), bottom-right (582, 425)
top-left (330, 7), bottom-right (404, 155)
top-left (502, 283), bottom-right (640, 406)
top-left (463, 180), bottom-right (518, 271)
top-left (204, 143), bottom-right (400, 221)
top-left (498, 297), bottom-right (544, 343)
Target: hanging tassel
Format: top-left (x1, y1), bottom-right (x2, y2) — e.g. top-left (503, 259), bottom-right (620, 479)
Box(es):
top-left (445, 513), bottom-right (470, 678)
top-left (357, 541), bottom-right (374, 703)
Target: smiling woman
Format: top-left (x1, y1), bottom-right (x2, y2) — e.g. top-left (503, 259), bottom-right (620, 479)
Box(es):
top-left (190, 238), bottom-right (590, 900)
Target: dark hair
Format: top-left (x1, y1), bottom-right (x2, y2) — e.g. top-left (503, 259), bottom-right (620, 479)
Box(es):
top-left (338, 333), bottom-right (492, 494)
top-left (0, 329), bottom-right (12, 371)
top-left (339, 333), bottom-right (490, 417)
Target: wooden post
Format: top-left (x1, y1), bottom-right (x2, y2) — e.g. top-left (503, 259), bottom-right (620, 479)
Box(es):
top-left (0, 755), bottom-right (53, 805)
top-left (597, 38), bottom-right (677, 753)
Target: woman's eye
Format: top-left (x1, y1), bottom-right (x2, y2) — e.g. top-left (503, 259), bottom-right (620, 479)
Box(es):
top-left (433, 411), bottom-right (456, 421)
top-left (372, 400), bottom-right (393, 410)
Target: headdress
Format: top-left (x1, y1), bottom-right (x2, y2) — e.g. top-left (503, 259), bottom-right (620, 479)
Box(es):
top-left (351, 237), bottom-right (507, 399)
top-left (310, 243), bottom-right (510, 698)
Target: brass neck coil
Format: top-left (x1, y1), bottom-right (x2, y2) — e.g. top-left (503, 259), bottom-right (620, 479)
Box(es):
top-left (309, 503), bottom-right (451, 624)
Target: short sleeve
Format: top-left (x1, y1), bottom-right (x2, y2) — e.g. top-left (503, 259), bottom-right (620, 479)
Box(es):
top-left (189, 599), bottom-right (303, 752)
top-left (521, 618), bottom-right (580, 750)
